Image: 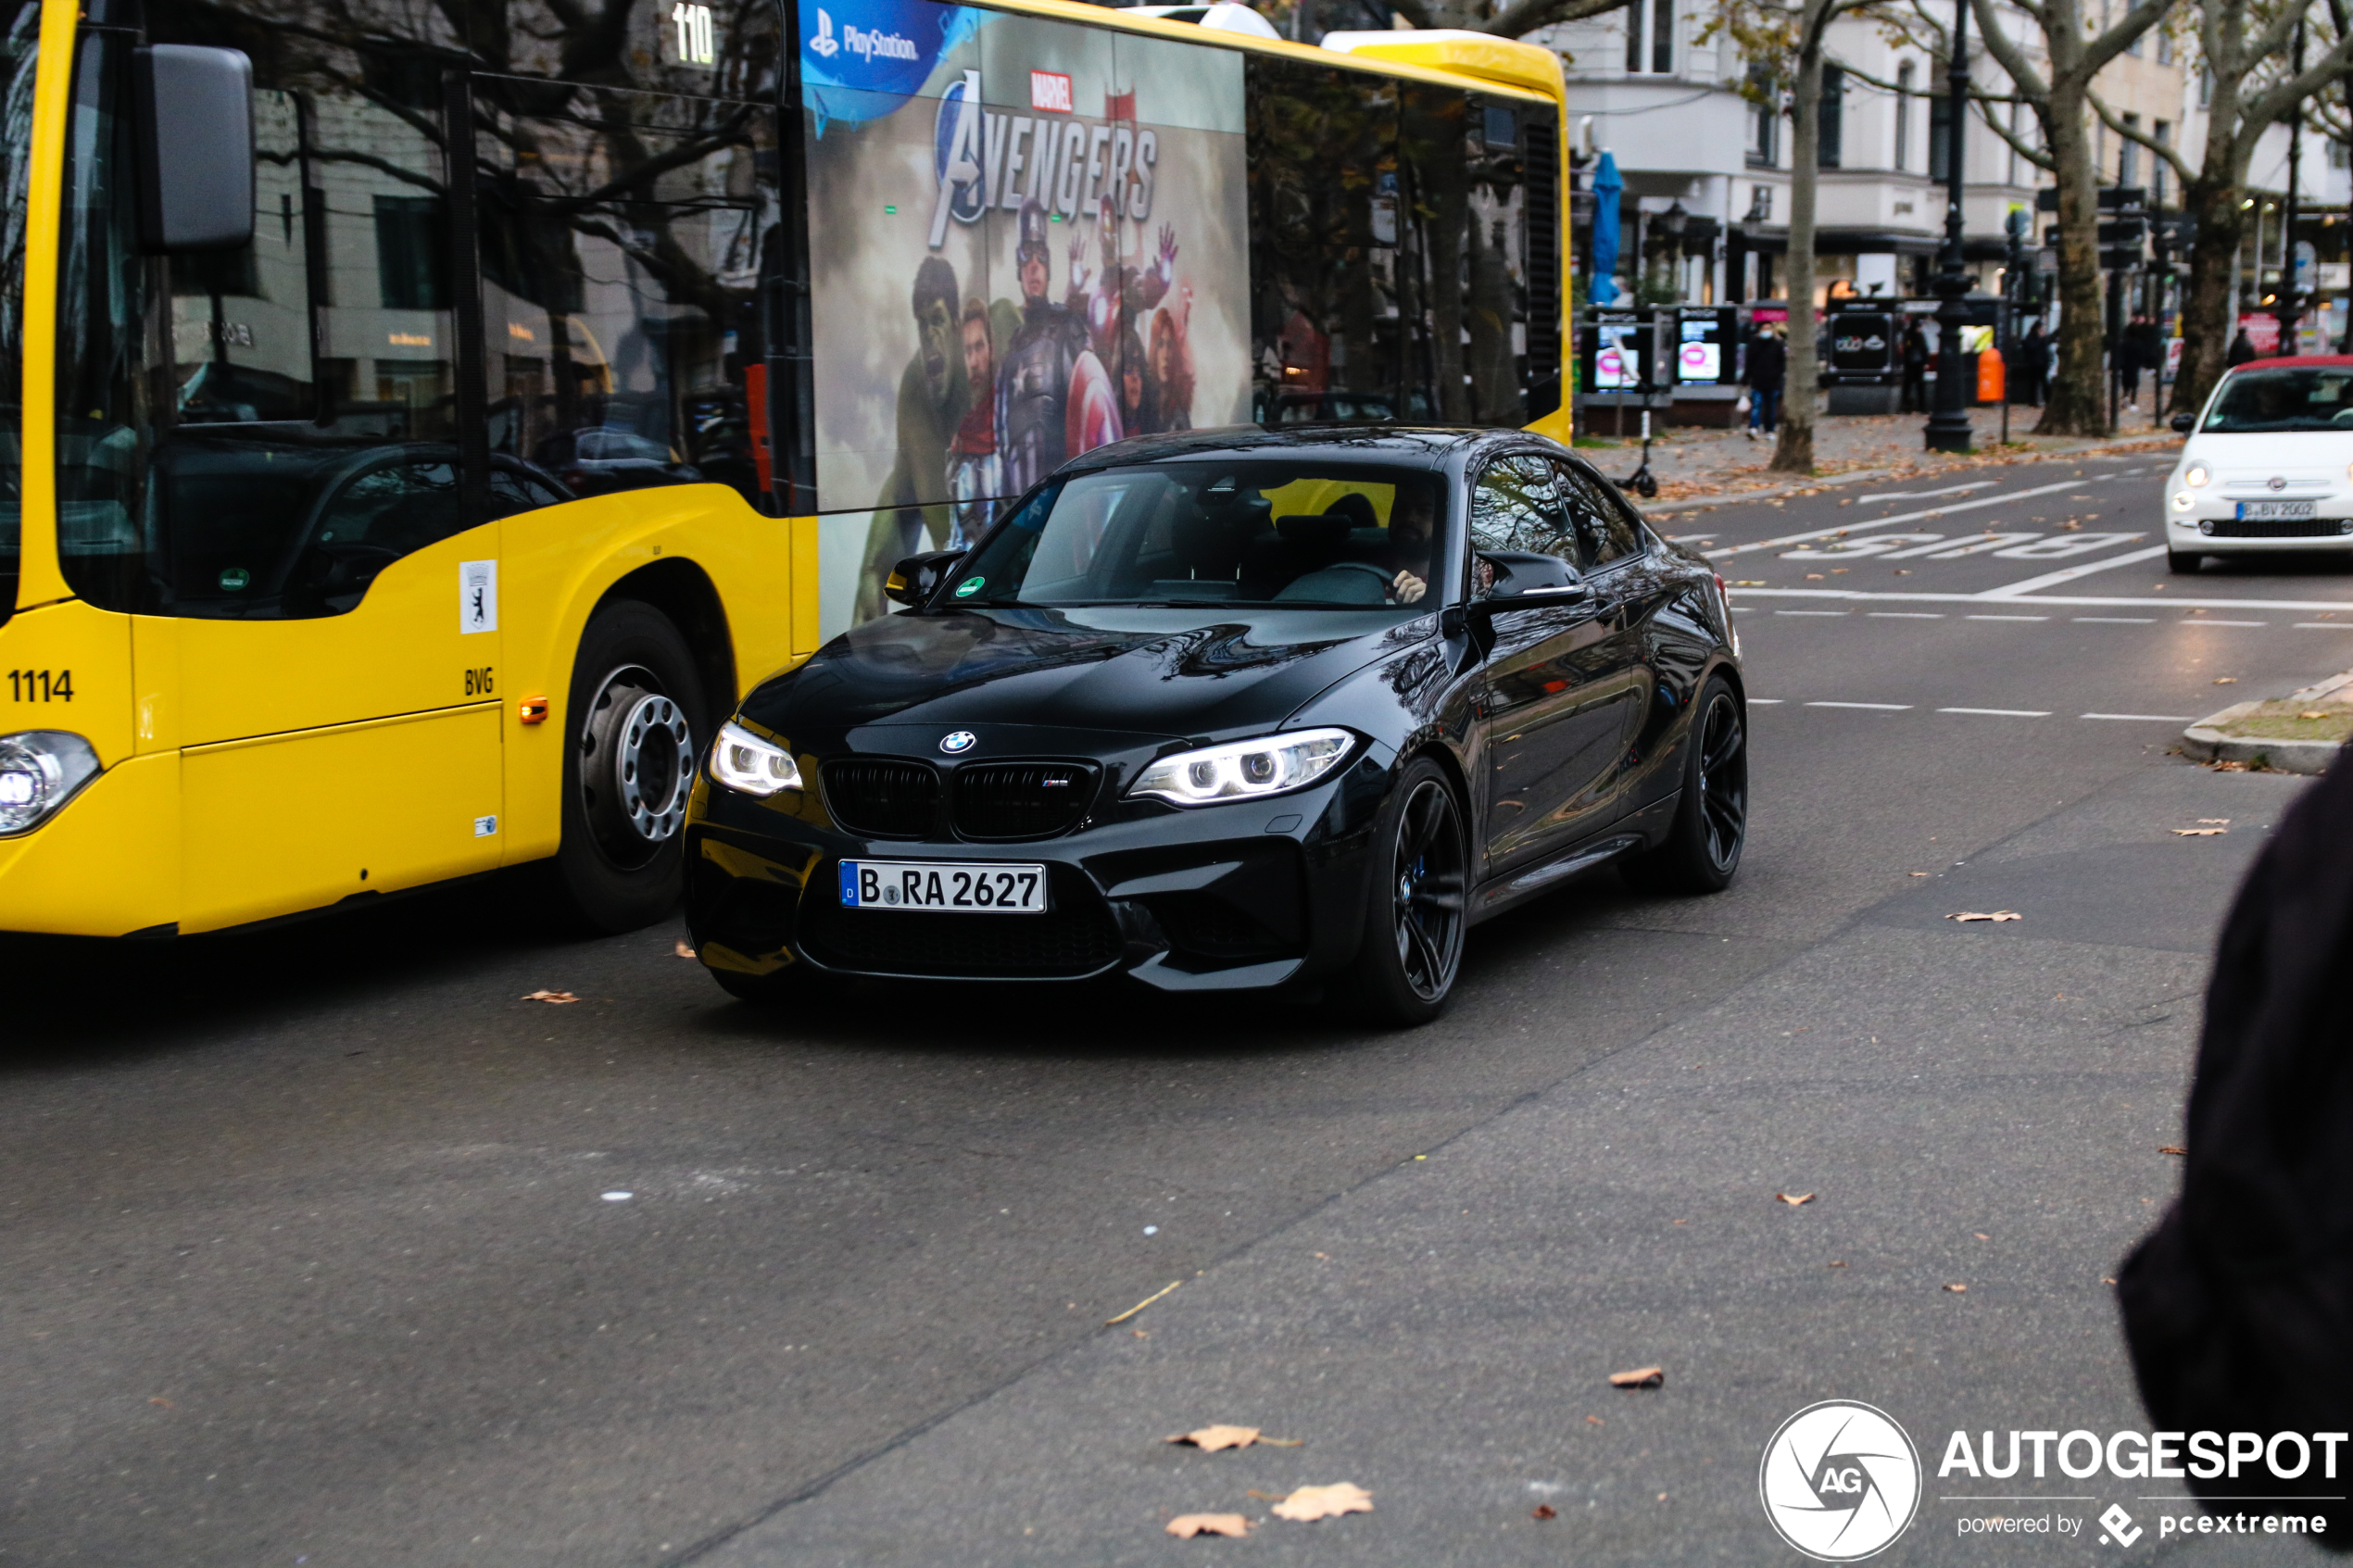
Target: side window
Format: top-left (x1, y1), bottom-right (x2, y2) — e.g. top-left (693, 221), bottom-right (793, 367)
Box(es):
top-left (1468, 455), bottom-right (1575, 567)
top-left (281, 458), bottom-right (464, 614)
top-left (1554, 461), bottom-right (1645, 567)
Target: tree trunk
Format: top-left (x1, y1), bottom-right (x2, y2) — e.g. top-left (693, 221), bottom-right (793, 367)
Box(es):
top-left (1773, 37), bottom-right (1823, 474)
top-left (2172, 175), bottom-right (2246, 417)
top-left (2036, 78), bottom-right (2108, 436)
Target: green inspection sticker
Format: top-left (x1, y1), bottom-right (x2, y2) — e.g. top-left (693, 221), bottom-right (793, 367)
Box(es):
top-left (953, 576), bottom-right (985, 597)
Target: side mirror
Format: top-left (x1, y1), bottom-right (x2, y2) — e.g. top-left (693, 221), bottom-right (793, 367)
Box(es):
top-left (135, 45), bottom-right (255, 253)
top-left (2170, 412), bottom-right (2196, 433)
top-left (886, 549), bottom-right (965, 608)
top-left (1478, 551), bottom-right (1591, 606)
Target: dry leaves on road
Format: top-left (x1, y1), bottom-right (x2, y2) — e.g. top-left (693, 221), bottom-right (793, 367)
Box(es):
top-left (1534, 1504), bottom-right (1558, 1520)
top-left (674, 941), bottom-right (696, 959)
top-left (2171, 828), bottom-right (2227, 836)
top-left (522, 989), bottom-right (579, 1004)
top-left (1608, 1366), bottom-right (1666, 1389)
top-left (1166, 1514), bottom-right (1251, 1539)
top-left (2159, 1145), bottom-right (2187, 1156)
top-left (1167, 1425), bottom-right (1300, 1452)
top-left (1944, 1283), bottom-right (1969, 1293)
top-left (2200, 819), bottom-right (2231, 824)
top-left (1945, 910), bottom-right (2021, 922)
top-left (2214, 677), bottom-right (2238, 684)
top-left (1776, 1192), bottom-right (1817, 1206)
top-left (1272, 1484), bottom-right (1373, 1523)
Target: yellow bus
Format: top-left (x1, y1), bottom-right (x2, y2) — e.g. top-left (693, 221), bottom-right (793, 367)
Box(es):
top-left (0, 0), bottom-right (1567, 940)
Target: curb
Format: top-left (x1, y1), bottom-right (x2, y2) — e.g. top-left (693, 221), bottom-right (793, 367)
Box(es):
top-left (2181, 671), bottom-right (2353, 776)
top-left (1640, 432), bottom-right (2181, 518)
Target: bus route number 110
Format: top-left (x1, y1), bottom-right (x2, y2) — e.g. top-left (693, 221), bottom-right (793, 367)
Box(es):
top-left (672, 3), bottom-right (717, 66)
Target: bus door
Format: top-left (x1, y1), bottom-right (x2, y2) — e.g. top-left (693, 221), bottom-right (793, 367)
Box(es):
top-left (55, 25), bottom-right (510, 931)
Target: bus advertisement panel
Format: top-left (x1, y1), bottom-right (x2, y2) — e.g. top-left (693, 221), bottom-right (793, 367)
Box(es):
top-left (801, 0), bottom-right (1252, 627)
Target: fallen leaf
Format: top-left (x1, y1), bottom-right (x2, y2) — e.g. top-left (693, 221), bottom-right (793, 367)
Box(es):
top-left (1944, 1283), bottom-right (1969, 1293)
top-left (1533, 1504), bottom-right (1558, 1519)
top-left (1272, 1483), bottom-right (1373, 1523)
top-left (1974, 1233), bottom-right (1990, 1240)
top-left (1828, 1260), bottom-right (1848, 1268)
top-left (2103, 1276), bottom-right (2119, 1285)
top-left (1908, 871), bottom-right (1931, 877)
top-left (1945, 910), bottom-right (2022, 922)
top-left (522, 989), bottom-right (579, 1004)
top-left (1775, 1192), bottom-right (1816, 1206)
top-left (2199, 819), bottom-right (2231, 824)
top-left (2303, 711), bottom-right (2330, 721)
top-left (1805, 572), bottom-right (1826, 580)
top-left (1105, 1281), bottom-right (1180, 1325)
top-left (1586, 1414), bottom-right (1605, 1426)
top-left (148, 1397), bottom-right (173, 1409)
top-left (2171, 828), bottom-right (2226, 836)
top-left (1734, 579), bottom-right (1768, 586)
top-left (2159, 1145), bottom-right (2186, 1156)
top-left (2213, 677), bottom-right (2237, 684)
top-left (1168, 1425), bottom-right (1262, 1452)
top-left (1894, 568), bottom-right (1911, 574)
top-left (673, 941), bottom-right (696, 959)
top-left (1608, 1366), bottom-right (1666, 1389)
top-left (1166, 1514), bottom-right (1251, 1539)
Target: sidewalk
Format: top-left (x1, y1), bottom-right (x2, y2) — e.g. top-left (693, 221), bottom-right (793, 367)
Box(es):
top-left (1574, 399), bottom-right (2179, 510)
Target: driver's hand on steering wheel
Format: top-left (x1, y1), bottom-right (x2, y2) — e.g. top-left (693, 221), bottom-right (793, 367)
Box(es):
top-left (1390, 570), bottom-right (1427, 604)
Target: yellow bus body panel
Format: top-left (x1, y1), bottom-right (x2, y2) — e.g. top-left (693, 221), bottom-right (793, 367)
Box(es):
top-left (0, 750), bottom-right (179, 936)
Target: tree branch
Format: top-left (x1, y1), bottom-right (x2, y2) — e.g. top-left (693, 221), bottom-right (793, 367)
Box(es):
top-left (1480, 0), bottom-right (1638, 42)
top-left (2077, 0), bottom-right (2178, 82)
top-left (1973, 89), bottom-right (2056, 169)
top-left (1969, 0), bottom-right (2050, 104)
top-left (2085, 85), bottom-right (2195, 182)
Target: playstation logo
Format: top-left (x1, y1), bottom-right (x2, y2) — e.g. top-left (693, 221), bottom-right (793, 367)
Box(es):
top-left (2098, 1503), bottom-right (2143, 1548)
top-left (809, 8), bottom-right (839, 57)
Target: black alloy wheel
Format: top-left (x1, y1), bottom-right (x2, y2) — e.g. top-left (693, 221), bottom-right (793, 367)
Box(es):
top-left (1624, 675), bottom-right (1748, 895)
top-left (1348, 756), bottom-right (1468, 1025)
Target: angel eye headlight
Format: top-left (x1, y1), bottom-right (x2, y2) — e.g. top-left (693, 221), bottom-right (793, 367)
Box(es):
top-left (0, 731), bottom-right (100, 834)
top-left (1127, 728), bottom-right (1357, 806)
top-left (2183, 459), bottom-right (2211, 488)
top-left (707, 721), bottom-right (803, 797)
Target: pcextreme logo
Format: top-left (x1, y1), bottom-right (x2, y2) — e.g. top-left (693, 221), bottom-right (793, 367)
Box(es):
top-left (1761, 1401), bottom-right (1924, 1561)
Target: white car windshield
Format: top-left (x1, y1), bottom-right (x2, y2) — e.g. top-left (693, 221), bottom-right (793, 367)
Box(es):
top-left (2203, 368), bottom-right (2353, 433)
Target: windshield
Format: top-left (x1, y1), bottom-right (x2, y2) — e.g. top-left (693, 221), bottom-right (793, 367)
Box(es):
top-left (0, 4), bottom-right (30, 627)
top-left (2202, 368), bottom-right (2353, 433)
top-left (948, 461), bottom-right (1450, 612)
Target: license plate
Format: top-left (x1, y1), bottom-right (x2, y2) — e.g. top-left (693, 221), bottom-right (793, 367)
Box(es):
top-left (2237, 500), bottom-right (2317, 521)
top-left (838, 859), bottom-right (1048, 912)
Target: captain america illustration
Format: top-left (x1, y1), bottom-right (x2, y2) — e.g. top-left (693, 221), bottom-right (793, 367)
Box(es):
top-left (995, 198), bottom-right (1095, 495)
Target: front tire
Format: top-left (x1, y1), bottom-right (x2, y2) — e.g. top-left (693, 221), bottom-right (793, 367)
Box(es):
top-left (1343, 757), bottom-right (1468, 1026)
top-left (1623, 675), bottom-right (1747, 895)
top-left (2168, 547), bottom-right (2203, 574)
top-left (552, 601), bottom-right (707, 934)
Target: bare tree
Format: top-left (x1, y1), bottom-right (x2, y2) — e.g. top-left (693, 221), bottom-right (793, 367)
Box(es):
top-left (1966, 0), bottom-right (2171, 435)
top-left (1389, 0), bottom-right (1641, 41)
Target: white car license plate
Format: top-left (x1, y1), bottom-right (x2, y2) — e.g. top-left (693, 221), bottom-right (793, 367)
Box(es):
top-left (2237, 500), bottom-right (2317, 521)
top-left (838, 859), bottom-right (1048, 913)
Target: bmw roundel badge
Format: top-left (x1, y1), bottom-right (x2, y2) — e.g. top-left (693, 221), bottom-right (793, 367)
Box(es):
top-left (940, 730), bottom-right (977, 754)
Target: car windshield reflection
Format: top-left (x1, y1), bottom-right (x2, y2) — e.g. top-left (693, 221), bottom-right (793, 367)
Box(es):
top-left (2203, 368), bottom-right (2353, 433)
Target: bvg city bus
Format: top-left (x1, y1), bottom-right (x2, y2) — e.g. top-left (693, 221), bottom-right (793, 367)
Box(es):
top-left (0, 0), bottom-right (1567, 940)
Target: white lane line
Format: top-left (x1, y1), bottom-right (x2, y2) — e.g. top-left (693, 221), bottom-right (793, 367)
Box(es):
top-left (1869, 611), bottom-right (1945, 618)
top-left (2296, 621), bottom-right (2353, 629)
top-left (2075, 616), bottom-right (2156, 623)
top-left (1976, 544), bottom-right (2171, 597)
top-left (2082, 712), bottom-right (2197, 721)
top-left (1806, 700), bottom-right (1912, 710)
top-left (1729, 588), bottom-right (2353, 612)
top-left (1967, 613), bottom-right (2049, 621)
top-left (1777, 608), bottom-right (1850, 616)
top-left (1706, 478), bottom-right (2107, 560)
top-left (1747, 697), bottom-right (1787, 704)
top-left (2181, 619), bottom-right (2269, 627)
top-left (1856, 481), bottom-right (2000, 502)
top-left (1939, 707), bottom-right (2052, 717)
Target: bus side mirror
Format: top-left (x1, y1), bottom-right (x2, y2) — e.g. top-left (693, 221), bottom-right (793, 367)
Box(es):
top-left (134, 45), bottom-right (255, 253)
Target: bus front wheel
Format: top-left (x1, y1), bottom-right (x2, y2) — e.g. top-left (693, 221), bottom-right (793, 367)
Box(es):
top-left (553, 600), bottom-right (707, 933)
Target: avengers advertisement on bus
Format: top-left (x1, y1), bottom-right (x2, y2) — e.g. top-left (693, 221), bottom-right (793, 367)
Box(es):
top-left (802, 0), bottom-right (1252, 628)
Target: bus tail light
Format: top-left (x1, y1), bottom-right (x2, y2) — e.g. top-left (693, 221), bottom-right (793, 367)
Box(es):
top-left (0, 732), bottom-right (101, 835)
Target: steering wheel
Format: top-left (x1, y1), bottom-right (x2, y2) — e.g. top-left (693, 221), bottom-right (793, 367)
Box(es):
top-left (1278, 559), bottom-right (1402, 605)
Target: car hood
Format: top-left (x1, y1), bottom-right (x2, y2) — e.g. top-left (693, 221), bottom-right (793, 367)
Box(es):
top-left (738, 605), bottom-right (1432, 745)
top-left (2182, 430), bottom-right (2353, 476)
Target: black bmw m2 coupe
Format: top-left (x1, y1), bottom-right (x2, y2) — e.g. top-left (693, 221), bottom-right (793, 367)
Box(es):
top-left (685, 426), bottom-right (1747, 1023)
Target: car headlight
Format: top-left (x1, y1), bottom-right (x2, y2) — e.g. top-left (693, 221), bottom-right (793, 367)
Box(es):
top-left (1127, 728), bottom-right (1356, 806)
top-left (707, 721), bottom-right (803, 797)
top-left (0, 731), bottom-right (101, 834)
top-left (2183, 460), bottom-right (2211, 488)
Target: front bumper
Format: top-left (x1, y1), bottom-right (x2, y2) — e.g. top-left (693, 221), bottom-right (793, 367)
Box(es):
top-left (684, 745), bottom-right (1395, 993)
top-left (2167, 501), bottom-right (2353, 552)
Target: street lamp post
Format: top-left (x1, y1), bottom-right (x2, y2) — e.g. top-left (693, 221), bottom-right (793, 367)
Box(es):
top-left (2275, 20), bottom-right (2305, 356)
top-left (1925, 0), bottom-right (1974, 452)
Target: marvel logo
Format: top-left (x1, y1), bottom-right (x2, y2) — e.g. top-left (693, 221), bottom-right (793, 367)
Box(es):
top-left (1030, 69), bottom-right (1073, 111)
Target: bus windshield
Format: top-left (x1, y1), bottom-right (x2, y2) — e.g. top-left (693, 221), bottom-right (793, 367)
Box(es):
top-left (950, 460), bottom-right (1448, 613)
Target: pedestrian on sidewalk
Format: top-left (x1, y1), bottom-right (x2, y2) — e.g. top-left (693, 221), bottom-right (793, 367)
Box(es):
top-left (2227, 326), bottom-right (2259, 368)
top-left (1745, 324), bottom-right (1785, 438)
top-left (1899, 320), bottom-right (1930, 413)
top-left (2020, 320), bottom-right (2050, 406)
top-left (2118, 315), bottom-right (2146, 409)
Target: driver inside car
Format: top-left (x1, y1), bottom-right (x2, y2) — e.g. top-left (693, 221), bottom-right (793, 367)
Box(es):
top-left (1379, 485), bottom-right (1434, 605)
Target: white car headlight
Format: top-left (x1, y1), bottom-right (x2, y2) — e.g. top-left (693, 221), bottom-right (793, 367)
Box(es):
top-left (2183, 459), bottom-right (2211, 488)
top-left (707, 721), bottom-right (803, 797)
top-left (1127, 728), bottom-right (1356, 806)
top-left (0, 731), bottom-right (101, 834)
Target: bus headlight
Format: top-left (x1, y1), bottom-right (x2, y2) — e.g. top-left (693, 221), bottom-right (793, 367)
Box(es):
top-left (0, 731), bottom-right (101, 834)
top-left (708, 721), bottom-right (802, 797)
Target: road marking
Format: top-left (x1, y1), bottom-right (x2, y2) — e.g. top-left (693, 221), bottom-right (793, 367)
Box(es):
top-left (1939, 707), bottom-right (2051, 717)
top-left (2082, 712), bottom-right (2197, 721)
top-left (1976, 544), bottom-right (2172, 597)
top-left (1776, 608), bottom-right (1849, 616)
top-left (1806, 700), bottom-right (1911, 709)
top-left (1706, 478), bottom-right (2108, 559)
top-left (1967, 613), bottom-right (2049, 621)
top-left (1856, 481), bottom-right (2000, 502)
top-left (1746, 698), bottom-right (1786, 704)
top-left (2181, 619), bottom-right (2269, 627)
top-left (1869, 611), bottom-right (1944, 618)
top-left (2074, 616), bottom-right (2155, 623)
top-left (2296, 621), bottom-right (2353, 629)
top-left (1728, 588), bottom-right (2353, 612)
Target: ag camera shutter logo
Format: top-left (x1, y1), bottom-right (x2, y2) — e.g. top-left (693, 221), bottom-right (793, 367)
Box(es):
top-left (1760, 1401), bottom-right (1921, 1561)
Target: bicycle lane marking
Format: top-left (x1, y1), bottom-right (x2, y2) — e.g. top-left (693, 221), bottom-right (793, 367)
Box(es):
top-left (1702, 477), bottom-right (2109, 559)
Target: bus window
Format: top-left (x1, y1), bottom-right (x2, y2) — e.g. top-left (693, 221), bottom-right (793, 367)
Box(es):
top-left (0, 3), bottom-right (27, 631)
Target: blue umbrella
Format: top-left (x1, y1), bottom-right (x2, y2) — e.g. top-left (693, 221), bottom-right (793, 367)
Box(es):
top-left (1588, 152), bottom-right (1622, 307)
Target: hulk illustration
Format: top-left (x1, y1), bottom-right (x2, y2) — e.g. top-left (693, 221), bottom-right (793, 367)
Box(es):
top-left (857, 256), bottom-right (968, 623)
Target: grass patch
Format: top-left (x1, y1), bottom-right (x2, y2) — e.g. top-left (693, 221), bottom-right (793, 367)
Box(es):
top-left (2214, 699), bottom-right (2353, 744)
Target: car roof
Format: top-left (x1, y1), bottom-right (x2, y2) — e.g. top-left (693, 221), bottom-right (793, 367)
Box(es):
top-left (1058, 423), bottom-right (1528, 476)
top-left (2235, 356), bottom-right (2353, 370)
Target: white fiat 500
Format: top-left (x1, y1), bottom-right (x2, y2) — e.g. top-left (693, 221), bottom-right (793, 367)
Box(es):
top-left (2168, 357), bottom-right (2353, 572)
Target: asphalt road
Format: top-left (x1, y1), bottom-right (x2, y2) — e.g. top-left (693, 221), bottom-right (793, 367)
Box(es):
top-left (4, 448), bottom-right (2346, 1566)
